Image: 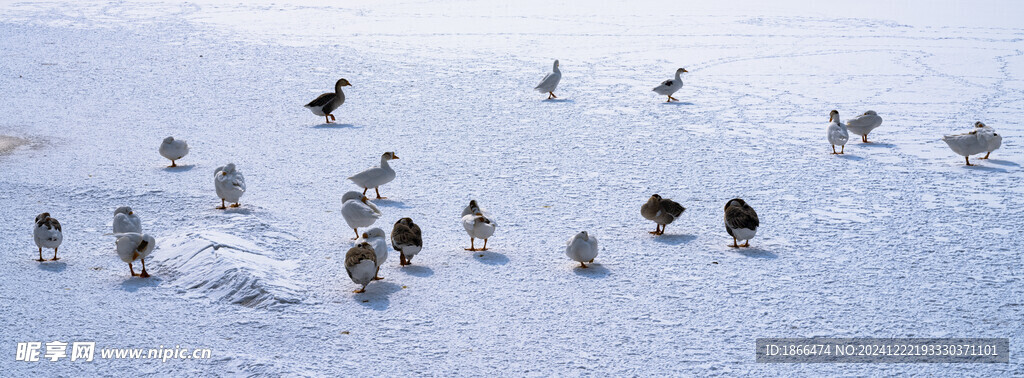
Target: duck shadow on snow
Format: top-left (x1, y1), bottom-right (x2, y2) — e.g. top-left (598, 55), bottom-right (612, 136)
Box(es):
top-left (120, 276), bottom-right (163, 292)
top-left (661, 101), bottom-right (694, 106)
top-left (573, 263), bottom-right (610, 279)
top-left (983, 159), bottom-right (1018, 167)
top-left (962, 164), bottom-right (1007, 173)
top-left (472, 250), bottom-right (508, 265)
top-left (353, 281), bottom-right (401, 311)
top-left (856, 142), bottom-right (896, 148)
top-left (734, 247), bottom-right (778, 259)
top-left (653, 233), bottom-right (696, 245)
top-left (835, 154), bottom-right (864, 161)
top-left (161, 164), bottom-right (195, 172)
top-left (400, 265), bottom-right (434, 277)
top-left (37, 261), bottom-right (67, 273)
top-left (542, 98), bottom-right (574, 103)
top-left (313, 123), bottom-right (358, 129)
top-left (372, 199), bottom-right (409, 208)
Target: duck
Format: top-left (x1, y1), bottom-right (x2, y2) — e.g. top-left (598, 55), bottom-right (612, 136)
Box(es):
top-left (652, 68), bottom-right (688, 102)
top-left (112, 206), bottom-right (142, 234)
top-left (535, 59), bottom-right (562, 99)
top-left (345, 242), bottom-right (377, 293)
top-left (158, 137), bottom-right (189, 167)
top-left (845, 110), bottom-right (883, 143)
top-left (348, 152), bottom-right (399, 199)
top-left (113, 232), bottom-right (155, 277)
top-left (214, 163), bottom-right (246, 209)
top-left (975, 122), bottom-right (1002, 160)
top-left (305, 78), bottom-right (351, 124)
top-left (827, 110), bottom-right (849, 154)
top-left (942, 126), bottom-right (989, 166)
top-left (341, 191), bottom-right (382, 239)
top-left (356, 227), bottom-right (388, 280)
top-left (462, 211), bottom-right (496, 251)
top-left (566, 231), bottom-right (599, 268)
top-left (33, 213), bottom-right (62, 262)
top-left (724, 198), bottom-right (759, 248)
top-left (391, 218), bottom-right (422, 266)
top-left (640, 194), bottom-right (685, 235)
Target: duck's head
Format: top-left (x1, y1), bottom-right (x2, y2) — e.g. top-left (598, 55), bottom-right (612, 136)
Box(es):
top-left (162, 136), bottom-right (175, 144)
top-left (829, 110), bottom-right (839, 122)
top-left (975, 121), bottom-right (986, 128)
top-left (649, 194), bottom-right (662, 202)
top-left (357, 242), bottom-right (373, 250)
top-left (221, 163), bottom-right (237, 174)
top-left (337, 78), bottom-right (352, 87)
top-left (396, 217), bottom-right (414, 226)
top-left (383, 151), bottom-right (399, 160)
top-left (341, 191), bottom-right (363, 203)
top-left (578, 230), bottom-right (589, 240)
top-left (677, 68), bottom-right (688, 74)
top-left (35, 212), bottom-right (51, 224)
top-left (554, 59), bottom-right (559, 68)
top-left (361, 195), bottom-right (371, 203)
top-left (114, 206), bottom-right (134, 216)
top-left (863, 110), bottom-right (877, 116)
top-left (725, 198), bottom-right (747, 210)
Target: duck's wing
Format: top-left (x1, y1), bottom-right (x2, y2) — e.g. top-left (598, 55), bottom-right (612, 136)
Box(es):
top-left (535, 72), bottom-right (560, 90)
top-left (50, 218), bottom-right (61, 232)
top-left (392, 227), bottom-right (422, 248)
top-left (660, 200), bottom-right (686, 218)
top-left (305, 93), bottom-right (336, 108)
top-left (725, 206), bottom-right (759, 230)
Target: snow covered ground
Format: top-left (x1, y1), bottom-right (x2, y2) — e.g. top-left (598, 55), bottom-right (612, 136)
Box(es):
top-left (1, 0), bottom-right (1022, 375)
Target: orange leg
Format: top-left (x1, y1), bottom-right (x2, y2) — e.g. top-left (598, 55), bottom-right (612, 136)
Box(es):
top-left (140, 258), bottom-right (150, 277)
top-left (375, 187), bottom-right (386, 199)
top-left (352, 228), bottom-right (359, 240)
top-left (481, 239), bottom-right (488, 251)
top-left (37, 247), bottom-right (44, 262)
top-left (217, 199), bottom-right (226, 209)
top-left (729, 237), bottom-right (739, 248)
top-left (965, 156), bottom-right (973, 166)
top-left (580, 261), bottom-right (588, 268)
top-left (51, 247), bottom-right (59, 261)
top-left (129, 263), bottom-right (139, 276)
top-left (465, 238), bottom-right (476, 251)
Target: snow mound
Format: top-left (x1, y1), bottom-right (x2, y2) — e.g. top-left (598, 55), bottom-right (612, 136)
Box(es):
top-left (156, 232), bottom-right (303, 308)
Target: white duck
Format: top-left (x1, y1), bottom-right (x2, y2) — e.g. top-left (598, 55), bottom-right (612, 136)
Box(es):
top-left (462, 211), bottom-right (496, 251)
top-left (566, 231), bottom-right (599, 268)
top-left (214, 163), bottom-right (246, 209)
top-left (33, 213), bottom-right (62, 261)
top-left (652, 68), bottom-right (688, 102)
top-left (356, 227), bottom-right (388, 280)
top-left (113, 232), bottom-right (155, 277)
top-left (942, 126), bottom-right (989, 166)
top-left (975, 121), bottom-right (1002, 160)
top-left (845, 110), bottom-right (883, 143)
top-left (348, 152), bottom-right (399, 199)
top-left (345, 242), bottom-right (377, 293)
top-left (112, 206), bottom-right (142, 234)
top-left (341, 191), bottom-right (382, 240)
top-left (827, 110), bottom-right (849, 154)
top-left (535, 59), bottom-right (562, 99)
top-left (158, 136), bottom-right (189, 167)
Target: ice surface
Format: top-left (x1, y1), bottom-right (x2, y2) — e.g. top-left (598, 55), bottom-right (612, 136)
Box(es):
top-left (0, 0), bottom-right (1021, 375)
